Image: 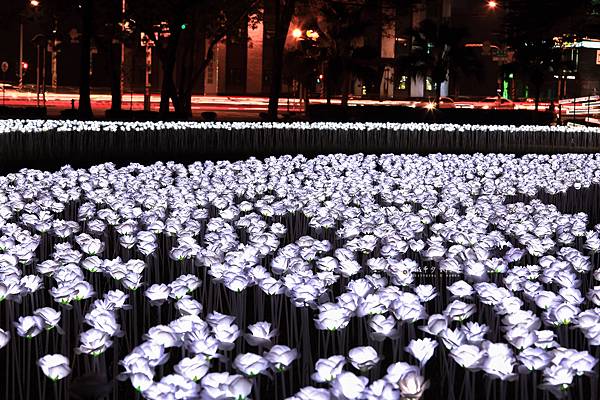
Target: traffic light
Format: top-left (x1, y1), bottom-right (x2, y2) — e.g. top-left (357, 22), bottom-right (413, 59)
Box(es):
top-left (22, 62), bottom-right (29, 71)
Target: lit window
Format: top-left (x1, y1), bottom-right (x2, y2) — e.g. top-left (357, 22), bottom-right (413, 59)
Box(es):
top-left (398, 76), bottom-right (408, 90)
top-left (426, 77), bottom-right (434, 91)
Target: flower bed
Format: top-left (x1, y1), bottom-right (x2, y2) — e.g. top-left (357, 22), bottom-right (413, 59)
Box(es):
top-left (2, 120), bottom-right (600, 172)
top-left (1, 153), bottom-right (600, 399)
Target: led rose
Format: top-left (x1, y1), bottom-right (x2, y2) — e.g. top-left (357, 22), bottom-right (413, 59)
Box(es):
top-left (38, 354), bottom-right (71, 381)
top-left (439, 327), bottom-right (467, 350)
top-left (369, 314), bottom-right (399, 341)
top-left (505, 326), bottom-right (536, 350)
top-left (330, 371), bottom-right (369, 400)
top-left (348, 345), bottom-right (381, 371)
top-left (244, 321), bottom-right (278, 348)
top-left (33, 307), bottom-right (61, 331)
top-left (450, 344), bottom-right (483, 369)
top-left (443, 300), bottom-right (476, 322)
top-left (76, 328), bottom-right (113, 356)
top-left (213, 322), bottom-right (240, 351)
top-left (225, 374), bottom-right (253, 400)
top-left (406, 338), bottom-right (438, 368)
top-left (419, 314), bottom-right (448, 336)
top-left (315, 304), bottom-right (352, 331)
top-left (362, 379), bottom-right (399, 400)
top-left (312, 355), bottom-right (346, 383)
top-left (174, 355), bottom-right (210, 382)
top-left (534, 330), bottom-right (559, 350)
top-left (79, 238), bottom-right (104, 255)
top-left (545, 302), bottom-right (580, 326)
top-left (104, 289), bottom-right (130, 309)
top-left (542, 365), bottom-right (574, 391)
top-left (143, 325), bottom-right (182, 348)
top-left (264, 345), bottom-right (298, 372)
top-left (144, 283), bottom-right (171, 306)
top-left (481, 343), bottom-right (517, 381)
top-left (0, 328), bottom-right (10, 349)
top-left (398, 370), bottom-right (429, 399)
top-left (517, 348), bottom-right (552, 372)
top-left (447, 280), bottom-right (474, 298)
top-left (390, 299), bottom-right (427, 323)
top-left (414, 284), bottom-right (437, 302)
top-left (134, 341), bottom-right (169, 367)
top-left (175, 296), bottom-right (203, 316)
top-left (289, 386), bottom-right (331, 400)
top-left (14, 315), bottom-right (44, 338)
top-left (233, 352), bottom-right (270, 377)
top-left (461, 322), bottom-right (488, 344)
top-left (201, 372), bottom-right (231, 399)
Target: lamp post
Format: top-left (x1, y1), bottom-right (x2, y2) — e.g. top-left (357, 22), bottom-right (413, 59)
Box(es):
top-left (19, 0), bottom-right (40, 89)
top-left (140, 32), bottom-right (154, 112)
top-left (19, 22), bottom-right (23, 89)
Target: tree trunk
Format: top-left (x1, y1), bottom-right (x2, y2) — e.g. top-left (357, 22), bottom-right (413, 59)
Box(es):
top-left (435, 82), bottom-right (442, 107)
top-left (78, 0), bottom-right (93, 119)
top-left (303, 84), bottom-right (310, 114)
top-left (267, 0), bottom-right (295, 120)
top-left (340, 68), bottom-right (351, 108)
top-left (159, 29), bottom-right (181, 116)
top-left (534, 84), bottom-right (541, 112)
top-left (182, 39), bottom-right (219, 119)
top-left (109, 41), bottom-right (122, 113)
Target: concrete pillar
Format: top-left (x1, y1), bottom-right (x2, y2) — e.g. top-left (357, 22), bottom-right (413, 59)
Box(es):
top-left (247, 16), bottom-right (264, 95)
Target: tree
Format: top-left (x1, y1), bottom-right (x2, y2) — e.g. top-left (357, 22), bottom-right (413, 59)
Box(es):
top-left (314, 0), bottom-right (379, 107)
top-left (282, 37), bottom-right (322, 111)
top-left (505, 40), bottom-right (563, 111)
top-left (397, 19), bottom-right (480, 106)
top-left (128, 0), bottom-right (260, 116)
top-left (503, 0), bottom-right (600, 108)
top-left (267, 0), bottom-right (297, 120)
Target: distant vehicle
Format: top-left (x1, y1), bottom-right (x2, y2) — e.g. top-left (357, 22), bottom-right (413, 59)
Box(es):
top-left (420, 97), bottom-right (458, 110)
top-left (437, 97), bottom-right (456, 109)
top-left (477, 96), bottom-right (515, 110)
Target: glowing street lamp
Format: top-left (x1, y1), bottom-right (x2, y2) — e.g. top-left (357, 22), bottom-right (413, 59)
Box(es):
top-left (292, 28), bottom-right (303, 39)
top-left (487, 1), bottom-right (498, 9)
top-left (30, 0), bottom-right (40, 6)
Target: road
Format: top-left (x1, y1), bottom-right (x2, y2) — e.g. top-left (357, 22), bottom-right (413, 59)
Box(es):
top-left (0, 86), bottom-right (596, 121)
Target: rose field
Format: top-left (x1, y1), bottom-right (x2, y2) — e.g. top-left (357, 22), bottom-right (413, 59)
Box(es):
top-left (2, 121), bottom-right (600, 400)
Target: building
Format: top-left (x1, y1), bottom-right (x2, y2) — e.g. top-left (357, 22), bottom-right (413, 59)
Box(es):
top-left (4, 0), bottom-right (595, 102)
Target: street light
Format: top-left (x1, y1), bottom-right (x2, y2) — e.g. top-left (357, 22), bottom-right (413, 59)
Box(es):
top-left (487, 1), bottom-right (498, 9)
top-left (292, 28), bottom-right (303, 39)
top-left (19, 0), bottom-right (40, 89)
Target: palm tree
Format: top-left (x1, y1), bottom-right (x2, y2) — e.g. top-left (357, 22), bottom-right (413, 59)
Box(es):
top-left (397, 19), bottom-right (480, 106)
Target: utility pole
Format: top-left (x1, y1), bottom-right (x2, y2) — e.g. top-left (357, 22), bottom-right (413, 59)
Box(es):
top-left (51, 20), bottom-right (58, 90)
